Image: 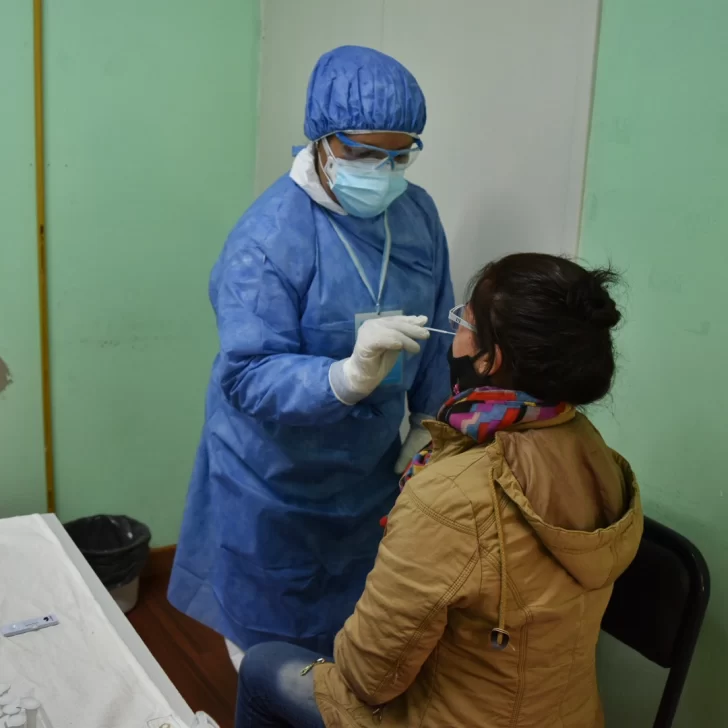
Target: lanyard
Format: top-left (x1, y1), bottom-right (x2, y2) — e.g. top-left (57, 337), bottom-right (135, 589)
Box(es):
top-left (328, 212), bottom-right (392, 314)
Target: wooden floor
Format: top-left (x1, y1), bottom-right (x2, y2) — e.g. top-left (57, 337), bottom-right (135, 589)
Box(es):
top-left (127, 550), bottom-right (238, 728)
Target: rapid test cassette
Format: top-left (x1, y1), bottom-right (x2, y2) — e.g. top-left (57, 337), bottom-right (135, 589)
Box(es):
top-left (1, 615), bottom-right (59, 638)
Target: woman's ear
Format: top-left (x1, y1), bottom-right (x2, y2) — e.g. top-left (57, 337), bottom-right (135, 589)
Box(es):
top-left (475, 345), bottom-right (502, 376)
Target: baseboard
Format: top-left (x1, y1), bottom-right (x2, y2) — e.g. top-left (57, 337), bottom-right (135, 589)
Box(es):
top-left (144, 544), bottom-right (176, 581)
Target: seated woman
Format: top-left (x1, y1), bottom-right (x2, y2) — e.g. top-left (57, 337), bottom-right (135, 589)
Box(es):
top-left (235, 253), bottom-right (643, 728)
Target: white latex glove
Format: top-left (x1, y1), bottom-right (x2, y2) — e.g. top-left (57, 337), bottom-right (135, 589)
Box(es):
top-left (329, 315), bottom-right (430, 405)
top-left (394, 415), bottom-right (434, 474)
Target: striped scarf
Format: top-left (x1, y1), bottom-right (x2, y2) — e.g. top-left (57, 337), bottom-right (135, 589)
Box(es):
top-left (399, 388), bottom-right (570, 489)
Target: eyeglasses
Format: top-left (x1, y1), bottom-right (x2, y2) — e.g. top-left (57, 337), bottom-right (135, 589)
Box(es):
top-left (334, 132), bottom-right (423, 170)
top-left (424, 305), bottom-right (476, 336)
top-left (449, 304), bottom-right (476, 332)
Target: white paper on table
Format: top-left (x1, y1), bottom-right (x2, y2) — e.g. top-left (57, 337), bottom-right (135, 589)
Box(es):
top-left (0, 515), bottom-right (190, 728)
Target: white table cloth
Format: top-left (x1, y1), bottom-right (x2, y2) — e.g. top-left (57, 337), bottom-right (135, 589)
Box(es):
top-left (0, 514), bottom-right (204, 728)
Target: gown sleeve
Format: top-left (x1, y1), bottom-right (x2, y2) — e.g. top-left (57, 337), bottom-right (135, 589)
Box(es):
top-left (213, 236), bottom-right (358, 426)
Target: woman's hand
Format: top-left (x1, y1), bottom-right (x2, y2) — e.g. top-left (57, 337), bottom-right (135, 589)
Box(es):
top-left (330, 316), bottom-right (430, 405)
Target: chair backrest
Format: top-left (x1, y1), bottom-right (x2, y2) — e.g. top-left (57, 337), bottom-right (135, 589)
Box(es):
top-left (601, 516), bottom-right (710, 728)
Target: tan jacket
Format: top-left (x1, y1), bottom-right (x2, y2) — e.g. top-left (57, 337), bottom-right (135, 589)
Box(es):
top-left (314, 412), bottom-right (643, 727)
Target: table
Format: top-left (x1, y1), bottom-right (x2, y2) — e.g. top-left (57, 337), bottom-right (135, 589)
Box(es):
top-left (41, 514), bottom-right (195, 725)
top-left (0, 514), bottom-right (197, 728)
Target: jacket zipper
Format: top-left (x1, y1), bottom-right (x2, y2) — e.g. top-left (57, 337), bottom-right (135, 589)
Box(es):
top-left (300, 657), bottom-right (327, 676)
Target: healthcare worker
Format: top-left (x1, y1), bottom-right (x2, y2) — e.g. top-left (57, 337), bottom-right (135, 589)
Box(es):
top-left (168, 46), bottom-right (455, 664)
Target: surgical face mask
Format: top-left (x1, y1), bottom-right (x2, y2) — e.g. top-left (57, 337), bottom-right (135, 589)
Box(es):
top-left (447, 346), bottom-right (491, 395)
top-left (320, 137), bottom-right (408, 218)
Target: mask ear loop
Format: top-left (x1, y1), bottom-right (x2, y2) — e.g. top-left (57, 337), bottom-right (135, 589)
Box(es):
top-left (470, 328), bottom-right (498, 381)
top-left (470, 351), bottom-right (493, 389)
top-left (471, 300), bottom-right (504, 380)
top-left (317, 137), bottom-right (336, 189)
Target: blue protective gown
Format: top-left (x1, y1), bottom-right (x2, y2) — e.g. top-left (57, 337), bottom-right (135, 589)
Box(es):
top-left (168, 46), bottom-right (455, 655)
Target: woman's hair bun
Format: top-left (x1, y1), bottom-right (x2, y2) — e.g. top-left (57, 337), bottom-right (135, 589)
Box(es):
top-left (566, 268), bottom-right (621, 330)
top-left (466, 254), bottom-right (623, 405)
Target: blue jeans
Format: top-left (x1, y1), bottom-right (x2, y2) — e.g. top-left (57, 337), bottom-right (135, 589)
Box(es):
top-left (235, 642), bottom-right (327, 728)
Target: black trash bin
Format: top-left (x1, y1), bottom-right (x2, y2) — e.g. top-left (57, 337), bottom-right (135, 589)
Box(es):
top-left (64, 515), bottom-right (151, 613)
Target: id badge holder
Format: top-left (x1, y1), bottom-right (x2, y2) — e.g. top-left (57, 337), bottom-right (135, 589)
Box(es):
top-left (355, 310), bottom-right (404, 387)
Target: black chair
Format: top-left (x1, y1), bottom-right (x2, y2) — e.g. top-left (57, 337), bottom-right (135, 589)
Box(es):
top-left (601, 515), bottom-right (710, 728)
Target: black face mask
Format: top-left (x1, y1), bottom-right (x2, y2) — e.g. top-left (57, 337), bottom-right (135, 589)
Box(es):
top-left (447, 346), bottom-right (491, 394)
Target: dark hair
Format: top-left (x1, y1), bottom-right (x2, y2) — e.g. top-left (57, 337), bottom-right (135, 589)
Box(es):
top-left (468, 253), bottom-right (622, 405)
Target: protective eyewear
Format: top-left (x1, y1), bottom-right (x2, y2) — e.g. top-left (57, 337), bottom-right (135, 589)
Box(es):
top-left (423, 305), bottom-right (476, 336)
top-left (334, 132), bottom-right (423, 170)
top-left (448, 305), bottom-right (476, 333)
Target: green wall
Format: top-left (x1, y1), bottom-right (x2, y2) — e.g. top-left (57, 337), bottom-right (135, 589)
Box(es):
top-left (582, 1), bottom-right (728, 725)
top-left (0, 3), bottom-right (45, 516)
top-left (0, 1), bottom-right (260, 545)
